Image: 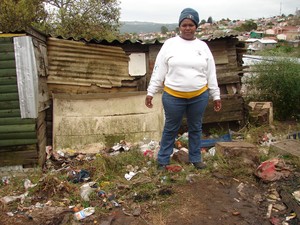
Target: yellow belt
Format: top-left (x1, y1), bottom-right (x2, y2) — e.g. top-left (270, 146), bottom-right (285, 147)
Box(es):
top-left (164, 85), bottom-right (208, 99)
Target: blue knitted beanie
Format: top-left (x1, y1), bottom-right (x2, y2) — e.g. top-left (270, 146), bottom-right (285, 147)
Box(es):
top-left (179, 8), bottom-right (199, 26)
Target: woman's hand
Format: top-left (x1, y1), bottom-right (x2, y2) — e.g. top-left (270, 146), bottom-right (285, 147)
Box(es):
top-left (145, 95), bottom-right (153, 108)
top-left (214, 100), bottom-right (221, 112)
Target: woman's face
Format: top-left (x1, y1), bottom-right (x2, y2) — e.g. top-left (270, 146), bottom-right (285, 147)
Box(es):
top-left (179, 19), bottom-right (197, 40)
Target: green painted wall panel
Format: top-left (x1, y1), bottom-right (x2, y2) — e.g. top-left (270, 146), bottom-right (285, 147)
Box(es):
top-left (0, 100), bottom-right (19, 110)
top-left (0, 37), bottom-right (13, 43)
top-left (0, 117), bottom-right (35, 125)
top-left (0, 139), bottom-right (37, 147)
top-left (0, 52), bottom-right (15, 60)
top-left (0, 37), bottom-right (39, 165)
top-left (0, 124), bottom-right (36, 133)
top-left (0, 43), bottom-right (14, 52)
top-left (0, 85), bottom-right (18, 93)
top-left (0, 77), bottom-right (17, 85)
top-left (0, 60), bottom-right (16, 69)
top-left (0, 132), bottom-right (36, 139)
top-left (0, 68), bottom-right (17, 77)
top-left (0, 92), bottom-right (19, 102)
top-left (0, 109), bottom-right (21, 117)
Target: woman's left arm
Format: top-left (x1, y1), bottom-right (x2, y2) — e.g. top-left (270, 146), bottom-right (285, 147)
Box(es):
top-left (204, 44), bottom-right (221, 112)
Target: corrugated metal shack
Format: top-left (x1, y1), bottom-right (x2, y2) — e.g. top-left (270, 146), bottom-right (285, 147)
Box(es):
top-left (0, 31), bottom-right (246, 166)
top-left (48, 35), bottom-right (245, 121)
top-left (47, 34), bottom-right (245, 151)
top-left (0, 28), bottom-right (50, 167)
top-left (98, 35), bottom-right (246, 126)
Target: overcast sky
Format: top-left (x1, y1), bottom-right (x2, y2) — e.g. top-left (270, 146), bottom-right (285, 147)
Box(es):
top-left (119, 0), bottom-right (299, 23)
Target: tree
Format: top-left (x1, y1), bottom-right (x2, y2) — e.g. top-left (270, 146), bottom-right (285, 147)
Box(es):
top-left (44, 0), bottom-right (121, 40)
top-left (235, 20), bottom-right (257, 32)
top-left (243, 20), bottom-right (257, 31)
top-left (0, 0), bottom-right (47, 32)
top-left (161, 26), bottom-right (168, 34)
top-left (207, 16), bottom-right (213, 24)
top-left (200, 19), bottom-right (206, 25)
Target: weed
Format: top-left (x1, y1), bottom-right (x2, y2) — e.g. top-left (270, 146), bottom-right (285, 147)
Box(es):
top-left (245, 58), bottom-right (300, 120)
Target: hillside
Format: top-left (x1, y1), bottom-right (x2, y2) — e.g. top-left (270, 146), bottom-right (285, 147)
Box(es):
top-left (119, 21), bottom-right (178, 34)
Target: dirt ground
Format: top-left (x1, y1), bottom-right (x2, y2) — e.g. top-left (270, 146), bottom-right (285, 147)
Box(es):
top-left (1, 171), bottom-right (300, 225)
top-left (1, 122), bottom-right (300, 225)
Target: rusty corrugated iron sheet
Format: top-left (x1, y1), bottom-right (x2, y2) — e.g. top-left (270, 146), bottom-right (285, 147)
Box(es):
top-left (47, 37), bottom-right (133, 88)
top-left (50, 32), bottom-right (238, 45)
top-left (200, 33), bottom-right (239, 41)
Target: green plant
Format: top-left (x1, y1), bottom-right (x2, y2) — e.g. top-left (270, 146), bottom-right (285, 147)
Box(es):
top-left (258, 44), bottom-right (300, 58)
top-left (245, 58), bottom-right (300, 120)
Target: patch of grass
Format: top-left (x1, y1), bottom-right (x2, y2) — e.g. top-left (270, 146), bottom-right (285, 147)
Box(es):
top-left (150, 211), bottom-right (168, 225)
top-left (33, 173), bottom-right (77, 200)
top-left (210, 152), bottom-right (230, 169)
top-left (207, 127), bottom-right (229, 137)
top-left (278, 154), bottom-right (300, 170)
top-left (0, 176), bottom-right (26, 196)
top-left (258, 44), bottom-right (300, 58)
top-left (245, 58), bottom-right (300, 120)
top-left (85, 147), bottom-right (149, 182)
top-left (258, 151), bottom-right (272, 162)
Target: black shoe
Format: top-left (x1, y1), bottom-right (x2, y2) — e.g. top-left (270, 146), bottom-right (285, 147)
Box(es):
top-left (192, 162), bottom-right (207, 170)
top-left (157, 164), bottom-right (167, 171)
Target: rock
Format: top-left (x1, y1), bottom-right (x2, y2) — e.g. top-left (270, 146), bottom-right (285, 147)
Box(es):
top-left (172, 149), bottom-right (189, 164)
top-left (215, 141), bottom-right (260, 168)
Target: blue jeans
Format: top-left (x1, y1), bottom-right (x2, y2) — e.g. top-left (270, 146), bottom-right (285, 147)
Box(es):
top-left (158, 90), bottom-right (209, 165)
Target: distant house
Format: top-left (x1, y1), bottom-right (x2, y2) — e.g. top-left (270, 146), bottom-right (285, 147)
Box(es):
top-left (281, 26), bottom-right (300, 41)
top-left (287, 40), bottom-right (300, 48)
top-left (265, 29), bottom-right (276, 35)
top-left (254, 39), bottom-right (277, 50)
top-left (277, 33), bottom-right (287, 40)
top-left (250, 31), bottom-right (264, 39)
top-left (274, 26), bottom-right (300, 41)
top-left (245, 38), bottom-right (277, 51)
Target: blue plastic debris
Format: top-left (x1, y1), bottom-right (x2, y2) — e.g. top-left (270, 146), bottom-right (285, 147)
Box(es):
top-left (201, 132), bottom-right (232, 148)
top-left (176, 131), bottom-right (232, 149)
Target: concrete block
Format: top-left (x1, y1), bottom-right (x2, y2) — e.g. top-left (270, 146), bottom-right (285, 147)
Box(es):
top-left (270, 140), bottom-right (300, 157)
top-left (53, 92), bottom-right (163, 151)
top-left (248, 101), bottom-right (273, 125)
top-left (215, 141), bottom-right (260, 166)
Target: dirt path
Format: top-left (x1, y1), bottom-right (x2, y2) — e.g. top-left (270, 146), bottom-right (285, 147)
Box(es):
top-left (2, 171), bottom-right (298, 225)
top-left (164, 176), bottom-right (269, 225)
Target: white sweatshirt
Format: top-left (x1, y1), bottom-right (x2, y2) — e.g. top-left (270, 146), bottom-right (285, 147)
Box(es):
top-left (147, 36), bottom-right (220, 101)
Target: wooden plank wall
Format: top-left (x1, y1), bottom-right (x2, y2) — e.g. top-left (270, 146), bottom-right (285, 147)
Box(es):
top-left (45, 36), bottom-right (246, 148)
top-left (206, 38), bottom-right (245, 125)
top-left (146, 37), bottom-right (245, 126)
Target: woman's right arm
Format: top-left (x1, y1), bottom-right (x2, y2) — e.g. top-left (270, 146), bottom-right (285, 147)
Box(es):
top-left (145, 43), bottom-right (169, 108)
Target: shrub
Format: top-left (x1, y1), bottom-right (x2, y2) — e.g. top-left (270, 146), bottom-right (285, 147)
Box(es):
top-left (245, 58), bottom-right (300, 120)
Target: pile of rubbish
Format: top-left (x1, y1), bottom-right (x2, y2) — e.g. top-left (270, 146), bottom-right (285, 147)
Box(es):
top-left (1, 130), bottom-right (300, 224)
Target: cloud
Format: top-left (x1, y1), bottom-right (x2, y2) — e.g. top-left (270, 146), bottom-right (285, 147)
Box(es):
top-left (120, 0), bottom-right (299, 23)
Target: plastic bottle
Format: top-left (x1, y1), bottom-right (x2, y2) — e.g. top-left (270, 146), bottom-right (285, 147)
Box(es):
top-left (74, 207), bottom-right (95, 220)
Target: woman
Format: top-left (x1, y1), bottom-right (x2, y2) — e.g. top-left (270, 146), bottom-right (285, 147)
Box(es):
top-left (145, 8), bottom-right (221, 170)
